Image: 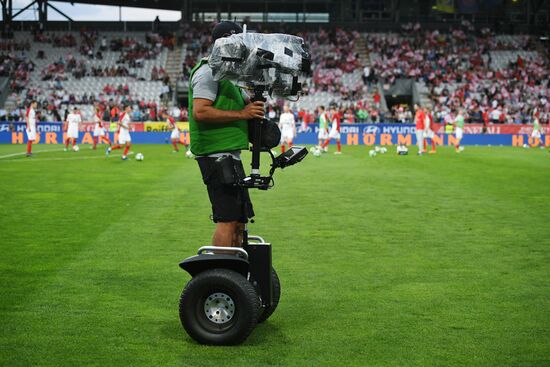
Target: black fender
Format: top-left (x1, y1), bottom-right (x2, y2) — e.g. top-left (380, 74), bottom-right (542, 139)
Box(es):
top-left (179, 254), bottom-right (250, 278)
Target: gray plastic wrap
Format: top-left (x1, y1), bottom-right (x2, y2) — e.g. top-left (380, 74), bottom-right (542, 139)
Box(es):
top-left (208, 33), bottom-right (310, 99)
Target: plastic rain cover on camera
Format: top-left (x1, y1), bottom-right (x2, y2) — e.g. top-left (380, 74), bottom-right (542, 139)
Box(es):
top-left (208, 33), bottom-right (309, 99)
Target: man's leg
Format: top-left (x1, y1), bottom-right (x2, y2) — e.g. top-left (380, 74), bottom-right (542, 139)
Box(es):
top-left (123, 142), bottom-right (131, 157)
top-left (26, 140), bottom-right (33, 156)
top-left (171, 139), bottom-right (179, 152)
top-left (212, 221), bottom-right (243, 247)
top-left (416, 131), bottom-right (424, 153)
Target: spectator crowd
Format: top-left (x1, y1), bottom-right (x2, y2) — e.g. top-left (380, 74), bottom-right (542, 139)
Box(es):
top-left (1, 21), bottom-right (548, 126)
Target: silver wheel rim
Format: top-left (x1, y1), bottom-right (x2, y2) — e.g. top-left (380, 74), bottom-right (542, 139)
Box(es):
top-left (204, 292), bottom-right (235, 324)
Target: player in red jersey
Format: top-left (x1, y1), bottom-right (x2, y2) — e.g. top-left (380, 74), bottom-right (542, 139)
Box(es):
top-left (320, 105), bottom-right (342, 154)
top-left (92, 106), bottom-right (112, 149)
top-left (25, 100), bottom-right (38, 157)
top-left (161, 110), bottom-right (188, 153)
top-left (414, 104), bottom-right (425, 155)
top-left (106, 105), bottom-right (132, 160)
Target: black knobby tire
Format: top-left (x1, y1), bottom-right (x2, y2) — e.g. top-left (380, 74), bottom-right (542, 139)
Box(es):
top-left (179, 269), bottom-right (260, 345)
top-left (257, 267), bottom-right (281, 323)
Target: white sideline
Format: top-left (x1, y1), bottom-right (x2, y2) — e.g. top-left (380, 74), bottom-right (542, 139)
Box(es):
top-left (0, 150), bottom-right (134, 162)
top-left (0, 156), bottom-right (106, 163)
top-left (0, 148), bottom-right (61, 159)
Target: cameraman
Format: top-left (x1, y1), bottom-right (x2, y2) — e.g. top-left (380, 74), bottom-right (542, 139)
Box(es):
top-left (189, 21), bottom-right (265, 248)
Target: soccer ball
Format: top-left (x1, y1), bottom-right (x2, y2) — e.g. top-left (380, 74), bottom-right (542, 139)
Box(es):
top-left (312, 148), bottom-right (321, 157)
top-left (135, 153), bottom-right (144, 161)
top-left (185, 150), bottom-right (195, 159)
top-left (523, 144), bottom-right (530, 149)
top-left (369, 149), bottom-right (377, 158)
top-left (374, 146), bottom-right (381, 153)
top-left (72, 145), bottom-right (79, 152)
top-left (397, 145), bottom-right (409, 155)
top-left (380, 147), bottom-right (388, 154)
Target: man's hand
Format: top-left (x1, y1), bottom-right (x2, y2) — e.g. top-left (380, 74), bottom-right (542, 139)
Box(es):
top-left (240, 101), bottom-right (265, 120)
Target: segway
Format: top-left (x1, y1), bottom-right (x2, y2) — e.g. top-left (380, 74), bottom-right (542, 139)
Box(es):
top-left (178, 84), bottom-right (308, 345)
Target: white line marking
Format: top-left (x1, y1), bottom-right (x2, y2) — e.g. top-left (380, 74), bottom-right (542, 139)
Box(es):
top-left (0, 156), bottom-right (107, 163)
top-left (0, 150), bottom-right (134, 162)
top-left (0, 148), bottom-right (62, 159)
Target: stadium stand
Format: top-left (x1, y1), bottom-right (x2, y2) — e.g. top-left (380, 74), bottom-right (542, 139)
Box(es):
top-left (0, 21), bottom-right (548, 125)
top-left (2, 30), bottom-right (171, 121)
top-left (365, 22), bottom-right (549, 124)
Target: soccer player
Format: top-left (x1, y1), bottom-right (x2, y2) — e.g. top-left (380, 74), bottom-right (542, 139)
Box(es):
top-left (64, 106), bottom-right (81, 151)
top-left (454, 108), bottom-right (465, 153)
top-left (414, 104), bottom-right (425, 155)
top-left (161, 110), bottom-right (188, 153)
top-left (25, 100), bottom-right (38, 157)
top-left (320, 105), bottom-right (342, 154)
top-left (317, 105), bottom-right (329, 152)
top-left (278, 104), bottom-right (296, 153)
top-left (423, 106), bottom-right (437, 154)
top-left (92, 106), bottom-right (112, 150)
top-left (106, 105), bottom-right (132, 160)
top-left (530, 109), bottom-right (544, 149)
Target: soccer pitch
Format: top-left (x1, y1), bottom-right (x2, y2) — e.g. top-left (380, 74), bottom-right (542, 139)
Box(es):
top-left (0, 144), bottom-right (549, 367)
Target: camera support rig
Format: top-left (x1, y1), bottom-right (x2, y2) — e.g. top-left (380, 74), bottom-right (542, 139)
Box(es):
top-left (240, 85), bottom-right (308, 191)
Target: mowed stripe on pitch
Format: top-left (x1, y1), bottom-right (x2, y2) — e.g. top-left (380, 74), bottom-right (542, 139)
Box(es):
top-left (0, 165), bottom-right (202, 366)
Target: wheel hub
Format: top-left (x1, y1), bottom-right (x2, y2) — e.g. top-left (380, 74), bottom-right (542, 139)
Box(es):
top-left (204, 292), bottom-right (235, 324)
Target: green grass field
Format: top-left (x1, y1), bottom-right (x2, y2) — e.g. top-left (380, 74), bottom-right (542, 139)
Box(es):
top-left (0, 144), bottom-right (549, 367)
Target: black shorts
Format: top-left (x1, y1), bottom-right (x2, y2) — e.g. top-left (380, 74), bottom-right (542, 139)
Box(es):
top-left (197, 156), bottom-right (255, 223)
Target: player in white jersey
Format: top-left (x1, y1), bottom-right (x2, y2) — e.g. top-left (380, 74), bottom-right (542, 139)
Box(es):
top-left (161, 110), bottom-right (188, 153)
top-left (530, 109), bottom-right (545, 149)
top-left (25, 100), bottom-right (38, 157)
top-left (64, 107), bottom-right (82, 151)
top-left (278, 104), bottom-right (296, 153)
top-left (320, 105), bottom-right (342, 154)
top-left (423, 106), bottom-right (437, 154)
top-left (106, 104), bottom-right (132, 160)
top-left (317, 105), bottom-right (329, 152)
top-left (454, 109), bottom-right (465, 152)
top-left (92, 106), bottom-right (112, 149)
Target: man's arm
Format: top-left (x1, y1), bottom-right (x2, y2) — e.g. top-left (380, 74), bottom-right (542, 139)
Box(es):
top-left (193, 98), bottom-right (265, 123)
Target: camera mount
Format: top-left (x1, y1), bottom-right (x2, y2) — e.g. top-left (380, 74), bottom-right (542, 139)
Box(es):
top-left (209, 32), bottom-right (311, 190)
top-left (239, 85), bottom-right (308, 190)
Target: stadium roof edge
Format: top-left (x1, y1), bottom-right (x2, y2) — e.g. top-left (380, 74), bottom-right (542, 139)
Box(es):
top-left (52, 0), bottom-right (333, 13)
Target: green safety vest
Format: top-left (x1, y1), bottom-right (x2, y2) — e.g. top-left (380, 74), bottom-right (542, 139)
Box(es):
top-left (445, 124), bottom-right (454, 134)
top-left (188, 58), bottom-right (249, 155)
